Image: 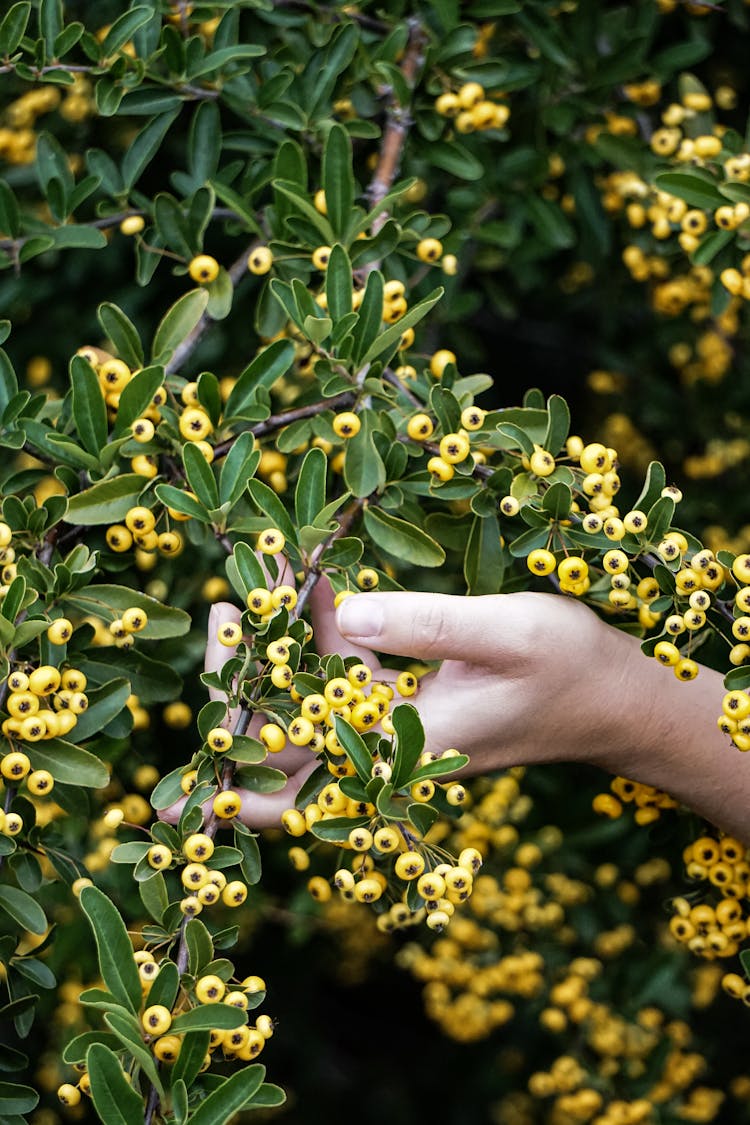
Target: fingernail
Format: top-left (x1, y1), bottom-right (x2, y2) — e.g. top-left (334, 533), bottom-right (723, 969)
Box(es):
top-left (337, 595), bottom-right (383, 639)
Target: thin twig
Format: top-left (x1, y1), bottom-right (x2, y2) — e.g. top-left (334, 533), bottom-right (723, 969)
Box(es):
top-left (212, 392), bottom-right (355, 459)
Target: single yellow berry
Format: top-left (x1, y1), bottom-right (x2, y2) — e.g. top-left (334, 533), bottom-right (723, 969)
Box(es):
top-left (188, 254), bottom-right (220, 284)
top-left (120, 215), bottom-right (145, 236)
top-left (247, 246), bottom-right (273, 274)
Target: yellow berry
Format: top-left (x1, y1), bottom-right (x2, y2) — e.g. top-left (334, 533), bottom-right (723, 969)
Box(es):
top-left (332, 412), bottom-right (361, 439)
top-left (188, 254), bottom-right (220, 284)
top-left (416, 237), bottom-right (443, 263)
top-left (247, 246), bottom-right (273, 274)
top-left (212, 790), bottom-right (241, 819)
top-left (47, 618), bottom-right (73, 645)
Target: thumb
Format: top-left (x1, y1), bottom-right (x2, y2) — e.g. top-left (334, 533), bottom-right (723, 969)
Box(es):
top-left (335, 591), bottom-right (506, 663)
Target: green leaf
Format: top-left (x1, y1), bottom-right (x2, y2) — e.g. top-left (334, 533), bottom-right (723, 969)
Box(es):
top-left (391, 704), bottom-right (426, 789)
top-left (654, 171), bottom-right (725, 210)
top-left (103, 1010), bottom-right (165, 1098)
top-left (146, 960), bottom-right (179, 1012)
top-left (343, 414), bottom-right (386, 499)
top-left (544, 394), bottom-right (570, 454)
top-left (541, 481), bottom-right (572, 522)
top-left (173, 1079), bottom-right (189, 1125)
top-left (236, 765), bottom-right (287, 793)
top-left (139, 871), bottom-right (168, 923)
top-left (295, 447), bottom-right (327, 528)
top-left (112, 366), bottom-right (164, 435)
top-left (172, 1030), bottom-right (211, 1088)
top-left (26, 739), bottom-right (109, 788)
top-left (70, 355), bottom-right (107, 457)
top-left (464, 512), bottom-right (504, 595)
top-left (66, 678), bottom-right (131, 743)
top-left (183, 441), bottom-right (219, 509)
top-left (122, 109), bottom-right (180, 191)
top-left (97, 303), bottom-right (144, 371)
top-left (79, 887), bottom-right (142, 1013)
top-left (225, 735), bottom-right (266, 764)
top-left (188, 101), bottom-right (221, 186)
top-left (246, 478), bottom-right (297, 544)
top-left (234, 823), bottom-right (262, 885)
top-left (0, 1082), bottom-right (38, 1115)
top-left (154, 484), bottom-right (209, 522)
top-left (64, 474), bottom-right (146, 526)
top-left (407, 801), bottom-right (439, 837)
top-left (218, 433), bottom-right (259, 507)
top-left (110, 842), bottom-right (152, 865)
top-left (323, 124), bottom-right (354, 240)
top-left (526, 194), bottom-right (575, 249)
top-left (0, 184), bottom-right (20, 241)
top-left (428, 139), bottom-right (484, 180)
top-left (0, 4), bottom-right (31, 56)
top-left (100, 5), bottom-right (153, 55)
top-left (691, 228), bottom-right (733, 267)
top-left (66, 585), bottom-right (191, 639)
top-left (362, 507), bottom-right (445, 567)
top-left (361, 288), bottom-right (444, 366)
top-left (333, 717), bottom-right (372, 784)
top-left (86, 1044), bottom-right (144, 1125)
top-left (189, 42), bottom-right (265, 78)
top-left (350, 270), bottom-right (384, 363)
top-left (227, 540), bottom-right (267, 599)
top-left (633, 461), bottom-right (667, 513)
top-left (0, 887), bottom-right (45, 934)
top-left (48, 225), bottom-right (107, 250)
top-left (325, 243), bottom-right (353, 322)
top-left (186, 1065), bottom-right (266, 1125)
top-left (152, 289), bottom-right (209, 365)
top-left (62, 1032), bottom-right (122, 1065)
top-left (408, 754), bottom-right (469, 784)
top-left (223, 340), bottom-right (295, 418)
top-left (185, 919), bottom-right (213, 977)
top-left (248, 1083), bottom-right (286, 1109)
top-left (171, 1004), bottom-right (246, 1035)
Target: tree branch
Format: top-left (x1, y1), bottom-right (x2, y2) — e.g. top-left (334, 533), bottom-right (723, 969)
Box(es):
top-left (365, 18), bottom-right (428, 234)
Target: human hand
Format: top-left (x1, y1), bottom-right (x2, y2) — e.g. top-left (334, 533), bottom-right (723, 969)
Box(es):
top-left (161, 578), bottom-right (405, 828)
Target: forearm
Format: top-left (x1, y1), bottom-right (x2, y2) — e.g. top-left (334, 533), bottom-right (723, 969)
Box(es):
top-left (591, 625), bottom-right (750, 843)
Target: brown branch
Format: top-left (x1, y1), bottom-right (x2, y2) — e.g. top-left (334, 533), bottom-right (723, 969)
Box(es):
top-left (211, 392), bottom-right (355, 460)
top-left (365, 18), bottom-right (428, 235)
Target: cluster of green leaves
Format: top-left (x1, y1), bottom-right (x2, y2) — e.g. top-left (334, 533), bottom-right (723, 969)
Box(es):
top-left (64, 887), bottom-right (282, 1125)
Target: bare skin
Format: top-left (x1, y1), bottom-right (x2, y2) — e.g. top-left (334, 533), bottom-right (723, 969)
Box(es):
top-left (165, 586), bottom-right (750, 843)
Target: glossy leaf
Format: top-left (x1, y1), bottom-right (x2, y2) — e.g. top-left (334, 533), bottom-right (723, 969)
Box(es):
top-left (152, 289), bottom-right (209, 364)
top-left (391, 704), bottom-right (426, 789)
top-left (64, 474), bottom-right (146, 525)
top-left (70, 355), bottom-right (107, 457)
top-left (25, 739), bottom-right (109, 788)
top-left (0, 887), bottom-right (46, 935)
top-left (87, 1044), bottom-right (144, 1125)
top-left (66, 585), bottom-right (191, 639)
top-left (186, 1065), bottom-right (266, 1125)
top-left (464, 513), bottom-right (504, 595)
top-left (79, 887), bottom-right (143, 1014)
top-left (362, 507), bottom-right (445, 567)
top-left (223, 339), bottom-right (295, 418)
